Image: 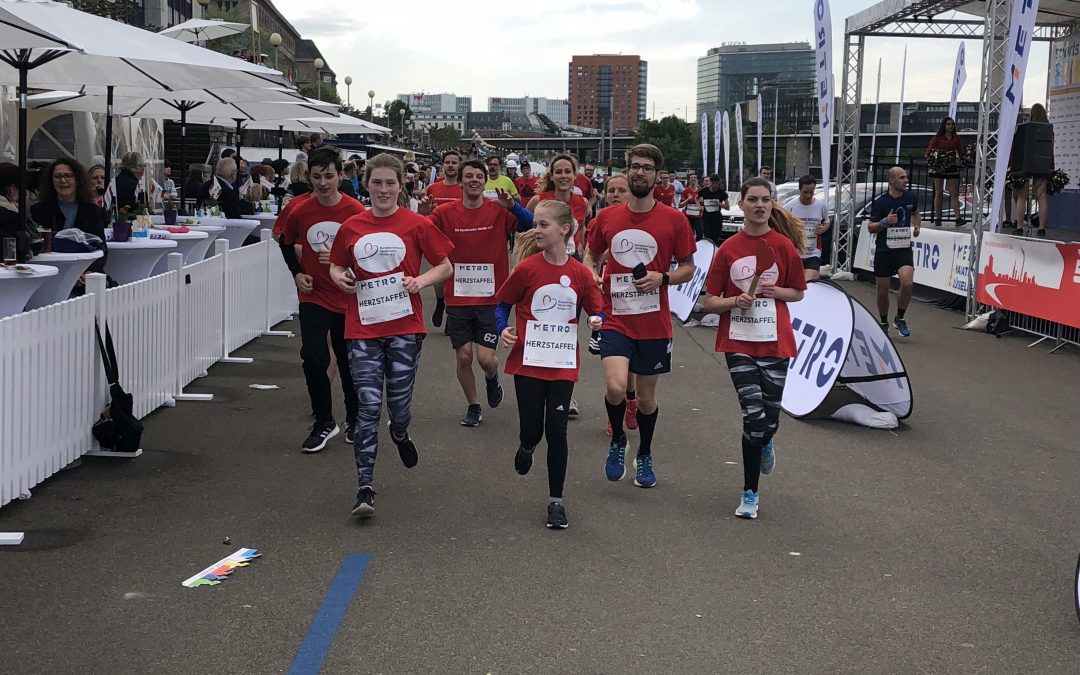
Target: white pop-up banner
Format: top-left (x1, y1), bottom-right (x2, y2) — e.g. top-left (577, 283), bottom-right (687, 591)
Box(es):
top-left (714, 110), bottom-right (722, 176)
top-left (949, 42), bottom-right (967, 121)
top-left (814, 0), bottom-right (834, 200)
top-left (756, 93), bottom-right (763, 174)
top-left (735, 103), bottom-right (745, 186)
top-left (782, 280), bottom-right (913, 420)
top-left (667, 239), bottom-right (716, 322)
top-left (722, 110), bottom-right (731, 189)
top-left (990, 0), bottom-right (1042, 230)
top-left (701, 112), bottom-right (709, 177)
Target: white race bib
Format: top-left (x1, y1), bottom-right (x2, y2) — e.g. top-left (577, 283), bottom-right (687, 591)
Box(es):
top-left (610, 273), bottom-right (660, 316)
top-left (454, 263), bottom-right (495, 297)
top-left (482, 189), bottom-right (499, 201)
top-left (704, 199), bottom-right (720, 213)
top-left (886, 226), bottom-right (912, 249)
top-left (803, 218), bottom-right (819, 241)
top-left (523, 321), bottom-right (578, 369)
top-left (685, 203), bottom-right (702, 217)
top-left (357, 272), bottom-right (413, 325)
top-left (729, 298), bottom-right (778, 342)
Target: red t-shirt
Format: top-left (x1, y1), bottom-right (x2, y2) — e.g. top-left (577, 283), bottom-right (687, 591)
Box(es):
top-left (586, 203), bottom-right (697, 340)
top-left (653, 184), bottom-right (676, 206)
top-left (427, 179), bottom-right (462, 207)
top-left (514, 176), bottom-right (539, 205)
top-left (329, 207), bottom-right (454, 340)
top-left (705, 228), bottom-right (807, 358)
top-left (428, 200), bottom-right (516, 307)
top-left (573, 174), bottom-right (594, 200)
top-left (272, 192), bottom-right (312, 237)
top-left (281, 194), bottom-right (365, 314)
top-left (535, 190), bottom-right (590, 253)
top-left (495, 253), bottom-right (604, 382)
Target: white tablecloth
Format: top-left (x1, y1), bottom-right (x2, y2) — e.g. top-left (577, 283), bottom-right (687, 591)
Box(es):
top-left (197, 217), bottom-right (259, 249)
top-left (248, 213), bottom-right (277, 230)
top-left (184, 225), bottom-right (226, 261)
top-left (141, 229), bottom-right (210, 272)
top-left (101, 237), bottom-right (177, 285)
top-left (24, 251), bottom-right (104, 310)
top-left (0, 264), bottom-right (59, 318)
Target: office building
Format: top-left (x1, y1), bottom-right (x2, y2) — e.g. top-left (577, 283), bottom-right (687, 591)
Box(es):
top-left (568, 55), bottom-right (647, 133)
top-left (487, 97), bottom-right (570, 125)
top-left (398, 93), bottom-right (473, 114)
top-left (696, 42), bottom-right (815, 132)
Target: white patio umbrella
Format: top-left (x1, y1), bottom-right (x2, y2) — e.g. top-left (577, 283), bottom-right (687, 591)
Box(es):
top-left (158, 18), bottom-right (248, 44)
top-left (0, 0), bottom-right (292, 227)
top-left (214, 113), bottom-right (390, 164)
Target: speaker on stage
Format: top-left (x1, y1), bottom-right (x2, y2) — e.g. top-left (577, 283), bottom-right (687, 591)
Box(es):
top-left (1010, 122), bottom-right (1054, 176)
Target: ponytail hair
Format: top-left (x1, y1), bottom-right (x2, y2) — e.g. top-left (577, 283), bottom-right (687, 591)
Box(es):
top-left (512, 229), bottom-right (541, 264)
top-left (768, 204), bottom-right (807, 255)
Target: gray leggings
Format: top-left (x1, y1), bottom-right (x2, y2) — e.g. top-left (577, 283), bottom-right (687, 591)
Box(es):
top-left (725, 353), bottom-right (788, 492)
top-left (348, 335), bottom-right (424, 487)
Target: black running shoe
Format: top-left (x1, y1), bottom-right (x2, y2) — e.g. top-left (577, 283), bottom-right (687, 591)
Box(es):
top-left (351, 487), bottom-right (376, 517)
top-left (515, 445), bottom-right (534, 475)
top-left (486, 375), bottom-right (503, 409)
top-left (546, 501), bottom-right (569, 529)
top-left (391, 429), bottom-right (418, 468)
top-left (344, 421), bottom-right (356, 445)
top-left (432, 298), bottom-right (445, 327)
top-left (588, 331), bottom-right (601, 355)
top-left (302, 419), bottom-right (339, 453)
top-left (461, 404), bottom-right (482, 427)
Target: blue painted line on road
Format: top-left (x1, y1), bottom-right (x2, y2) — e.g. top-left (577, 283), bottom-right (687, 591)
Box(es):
top-left (287, 553), bottom-right (371, 675)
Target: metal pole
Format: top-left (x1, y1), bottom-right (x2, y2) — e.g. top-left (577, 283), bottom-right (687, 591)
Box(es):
top-left (317, 71), bottom-right (321, 101)
top-left (277, 125), bottom-right (284, 164)
top-left (17, 60), bottom-right (28, 232)
top-left (235, 119), bottom-right (243, 172)
top-left (179, 106), bottom-right (187, 212)
top-left (104, 85), bottom-right (114, 184)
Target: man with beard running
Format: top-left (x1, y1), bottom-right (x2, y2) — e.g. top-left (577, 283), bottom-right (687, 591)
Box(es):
top-left (426, 151), bottom-right (464, 328)
top-left (583, 144), bottom-right (696, 488)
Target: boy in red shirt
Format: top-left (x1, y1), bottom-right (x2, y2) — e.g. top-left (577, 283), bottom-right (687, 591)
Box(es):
top-left (423, 151), bottom-right (464, 328)
top-left (652, 172), bottom-right (676, 206)
top-left (329, 154), bottom-right (453, 517)
top-left (704, 177), bottom-right (807, 520)
top-left (582, 144), bottom-right (696, 489)
top-left (280, 147), bottom-right (366, 452)
top-left (514, 161), bottom-right (539, 206)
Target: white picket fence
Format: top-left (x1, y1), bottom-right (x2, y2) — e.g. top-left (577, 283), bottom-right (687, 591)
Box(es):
top-left (0, 230), bottom-right (298, 515)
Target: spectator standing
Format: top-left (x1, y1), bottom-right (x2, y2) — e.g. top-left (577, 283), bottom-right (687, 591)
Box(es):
top-left (924, 117), bottom-right (965, 226)
top-left (1012, 103), bottom-right (1053, 236)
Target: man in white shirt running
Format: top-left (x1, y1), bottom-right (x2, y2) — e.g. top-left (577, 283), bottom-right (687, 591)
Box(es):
top-left (783, 175), bottom-right (831, 280)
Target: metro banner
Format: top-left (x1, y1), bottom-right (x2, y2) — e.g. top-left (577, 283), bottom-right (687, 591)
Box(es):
top-left (976, 232), bottom-right (1080, 329)
top-left (853, 224), bottom-right (973, 297)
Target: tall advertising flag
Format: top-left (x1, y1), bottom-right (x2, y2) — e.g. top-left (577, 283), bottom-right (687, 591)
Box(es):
top-left (869, 58), bottom-right (881, 166)
top-left (756, 93), bottom-right (763, 174)
top-left (814, 0), bottom-right (834, 205)
top-left (722, 110), bottom-right (731, 189)
top-left (734, 103), bottom-right (745, 186)
top-left (714, 110), bottom-right (722, 175)
top-left (991, 0), bottom-right (1042, 230)
top-left (895, 45), bottom-right (907, 163)
top-left (701, 112), bottom-right (709, 177)
top-left (949, 43), bottom-right (967, 121)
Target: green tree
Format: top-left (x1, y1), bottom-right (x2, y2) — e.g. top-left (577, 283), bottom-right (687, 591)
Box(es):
top-left (429, 127), bottom-right (462, 151)
top-left (386, 101), bottom-right (413, 134)
top-left (634, 116), bottom-right (696, 170)
top-left (296, 82), bottom-right (342, 107)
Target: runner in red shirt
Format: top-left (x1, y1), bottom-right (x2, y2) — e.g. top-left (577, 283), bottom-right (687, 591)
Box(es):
top-left (582, 144), bottom-right (696, 489)
top-left (272, 190), bottom-right (312, 240)
top-left (422, 150), bottom-right (464, 329)
top-left (421, 158), bottom-right (523, 428)
top-left (652, 171), bottom-right (676, 206)
top-left (703, 177), bottom-right (807, 520)
top-left (279, 147), bottom-right (366, 453)
top-left (495, 199), bottom-right (605, 529)
top-left (680, 174), bottom-right (704, 240)
top-left (514, 161), bottom-right (539, 206)
top-left (328, 153), bottom-right (453, 518)
top-left (573, 169), bottom-right (594, 207)
top-left (525, 154), bottom-right (591, 258)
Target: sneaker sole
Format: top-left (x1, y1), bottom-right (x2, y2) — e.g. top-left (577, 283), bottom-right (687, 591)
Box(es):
top-left (302, 425), bottom-right (339, 453)
top-left (351, 503), bottom-right (375, 517)
top-left (461, 417), bottom-right (482, 427)
top-left (606, 438), bottom-right (631, 481)
top-left (546, 521), bottom-right (569, 530)
top-left (735, 510), bottom-right (758, 519)
top-left (634, 478), bottom-right (656, 488)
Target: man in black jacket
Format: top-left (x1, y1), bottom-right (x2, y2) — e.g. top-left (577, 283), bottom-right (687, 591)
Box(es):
top-left (197, 157), bottom-right (242, 219)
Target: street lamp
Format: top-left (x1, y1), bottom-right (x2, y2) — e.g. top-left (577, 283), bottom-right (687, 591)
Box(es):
top-left (269, 32), bottom-right (281, 70)
top-left (313, 57), bottom-right (324, 100)
top-left (402, 113), bottom-right (411, 137)
top-left (343, 75), bottom-right (352, 107)
top-left (367, 89), bottom-right (375, 122)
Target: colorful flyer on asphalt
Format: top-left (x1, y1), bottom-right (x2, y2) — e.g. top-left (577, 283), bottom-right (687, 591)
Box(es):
top-left (182, 548), bottom-right (261, 588)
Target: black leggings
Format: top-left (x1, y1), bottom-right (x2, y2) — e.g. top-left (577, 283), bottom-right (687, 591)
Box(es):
top-left (298, 302), bottom-right (358, 425)
top-left (725, 353), bottom-right (788, 493)
top-left (514, 375), bottom-right (574, 499)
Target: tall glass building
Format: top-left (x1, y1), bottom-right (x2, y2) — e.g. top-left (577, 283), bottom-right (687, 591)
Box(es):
top-left (696, 42), bottom-right (815, 133)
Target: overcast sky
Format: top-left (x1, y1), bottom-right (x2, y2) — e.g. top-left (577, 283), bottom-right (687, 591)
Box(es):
top-left (274, 0), bottom-right (1051, 118)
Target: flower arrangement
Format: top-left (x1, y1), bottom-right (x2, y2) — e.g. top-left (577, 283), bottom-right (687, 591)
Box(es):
top-left (1047, 168), bottom-right (1070, 195)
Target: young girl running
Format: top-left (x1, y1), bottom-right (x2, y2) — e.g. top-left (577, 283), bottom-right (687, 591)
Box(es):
top-left (329, 154), bottom-right (454, 517)
top-left (495, 200), bottom-right (604, 529)
top-left (703, 178), bottom-right (806, 520)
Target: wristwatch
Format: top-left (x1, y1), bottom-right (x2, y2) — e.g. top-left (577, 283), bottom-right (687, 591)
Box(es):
top-left (661, 273), bottom-right (670, 286)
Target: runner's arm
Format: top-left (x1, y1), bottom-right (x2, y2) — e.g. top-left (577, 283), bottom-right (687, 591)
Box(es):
top-left (279, 237), bottom-right (303, 277)
top-left (495, 301), bottom-right (513, 334)
top-left (702, 293), bottom-right (740, 314)
top-left (667, 255), bottom-right (695, 286)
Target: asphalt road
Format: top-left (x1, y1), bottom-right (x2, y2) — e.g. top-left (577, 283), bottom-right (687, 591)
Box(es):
top-left (2, 280), bottom-right (1078, 674)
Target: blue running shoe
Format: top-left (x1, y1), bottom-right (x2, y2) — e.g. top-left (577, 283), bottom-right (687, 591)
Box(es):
top-left (893, 317), bottom-right (911, 337)
top-left (735, 490), bottom-right (759, 519)
top-left (605, 435), bottom-right (629, 481)
top-left (634, 454), bottom-right (656, 488)
top-left (761, 440), bottom-right (776, 475)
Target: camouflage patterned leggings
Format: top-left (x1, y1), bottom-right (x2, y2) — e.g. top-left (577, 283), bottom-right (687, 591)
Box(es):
top-left (348, 335), bottom-right (424, 487)
top-left (725, 353), bottom-right (788, 493)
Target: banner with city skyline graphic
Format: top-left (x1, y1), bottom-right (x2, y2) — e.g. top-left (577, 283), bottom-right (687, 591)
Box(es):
top-left (977, 233), bottom-right (1080, 329)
